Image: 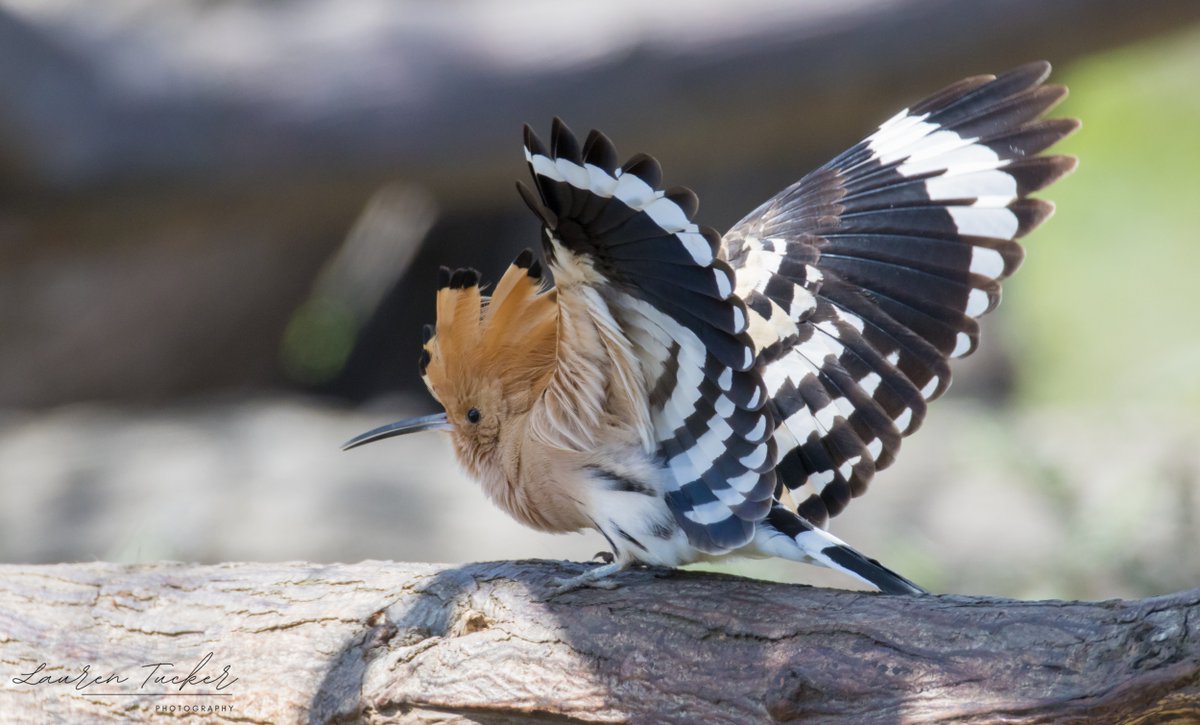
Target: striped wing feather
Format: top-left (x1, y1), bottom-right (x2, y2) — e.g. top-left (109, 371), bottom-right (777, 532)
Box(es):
top-left (724, 61), bottom-right (1078, 528)
top-left (521, 119), bottom-right (775, 553)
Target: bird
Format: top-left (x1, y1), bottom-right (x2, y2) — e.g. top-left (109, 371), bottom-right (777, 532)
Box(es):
top-left (344, 61), bottom-right (1079, 595)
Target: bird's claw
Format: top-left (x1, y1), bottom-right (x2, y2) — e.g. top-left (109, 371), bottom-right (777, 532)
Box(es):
top-left (548, 576), bottom-right (620, 595)
top-left (591, 551), bottom-right (615, 564)
top-left (544, 560), bottom-right (625, 597)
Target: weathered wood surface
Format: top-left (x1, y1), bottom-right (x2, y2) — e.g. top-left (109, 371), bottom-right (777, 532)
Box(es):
top-left (0, 561), bottom-right (1196, 723)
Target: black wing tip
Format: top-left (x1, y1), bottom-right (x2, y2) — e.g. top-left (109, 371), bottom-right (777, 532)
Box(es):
top-left (664, 186), bottom-right (700, 220)
top-left (622, 152), bottom-right (663, 187)
top-left (527, 120), bottom-right (674, 196)
top-left (980, 59), bottom-right (1053, 97)
top-left (515, 179), bottom-right (557, 228)
top-left (1031, 81), bottom-right (1070, 107)
top-left (1008, 59), bottom-right (1053, 83)
top-left (436, 265), bottom-right (451, 290)
top-left (1011, 197), bottom-right (1059, 238)
top-left (550, 117), bottom-right (582, 162)
top-left (909, 59), bottom-right (1057, 118)
top-left (527, 258), bottom-right (543, 279)
top-left (1010, 154), bottom-right (1079, 196)
top-left (530, 122), bottom-right (622, 174)
top-left (1056, 116), bottom-right (1083, 138)
top-left (1057, 153), bottom-right (1080, 177)
top-left (523, 123), bottom-right (546, 156)
top-left (582, 128), bottom-right (620, 172)
top-left (1028, 116), bottom-right (1082, 144)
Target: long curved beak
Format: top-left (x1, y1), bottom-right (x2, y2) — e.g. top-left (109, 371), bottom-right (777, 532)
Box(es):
top-left (341, 412), bottom-right (452, 451)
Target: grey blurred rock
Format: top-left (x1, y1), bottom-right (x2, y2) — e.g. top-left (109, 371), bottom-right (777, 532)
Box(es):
top-left (1, 397), bottom-right (1196, 600)
top-left (0, 398), bottom-right (601, 566)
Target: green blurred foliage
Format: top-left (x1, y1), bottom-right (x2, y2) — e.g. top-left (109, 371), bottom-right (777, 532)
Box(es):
top-left (1011, 28), bottom-right (1200, 407)
top-left (280, 297), bottom-right (359, 386)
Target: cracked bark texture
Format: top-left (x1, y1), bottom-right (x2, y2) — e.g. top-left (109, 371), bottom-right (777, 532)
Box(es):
top-left (0, 561), bottom-right (1197, 724)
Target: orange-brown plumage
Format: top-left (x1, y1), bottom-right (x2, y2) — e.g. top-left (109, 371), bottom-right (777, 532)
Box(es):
top-left (416, 258), bottom-right (601, 534)
top-left (422, 260), bottom-right (558, 430)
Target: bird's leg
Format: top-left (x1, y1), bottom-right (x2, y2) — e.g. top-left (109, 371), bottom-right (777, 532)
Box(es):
top-left (548, 559), bottom-right (627, 595)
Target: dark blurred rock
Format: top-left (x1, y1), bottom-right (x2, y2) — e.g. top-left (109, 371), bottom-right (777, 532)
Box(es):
top-left (3, 1), bottom-right (1199, 407)
top-left (0, 191), bottom-right (357, 406)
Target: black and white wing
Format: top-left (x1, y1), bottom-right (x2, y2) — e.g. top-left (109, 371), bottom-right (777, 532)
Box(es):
top-left (724, 61), bottom-right (1079, 528)
top-left (519, 120), bottom-right (775, 553)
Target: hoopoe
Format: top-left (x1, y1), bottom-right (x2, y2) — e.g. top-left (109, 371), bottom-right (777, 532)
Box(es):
top-left (345, 62), bottom-right (1078, 595)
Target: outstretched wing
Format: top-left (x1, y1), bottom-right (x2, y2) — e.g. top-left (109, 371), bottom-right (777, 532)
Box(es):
top-left (724, 61), bottom-right (1079, 528)
top-left (519, 119), bottom-right (775, 553)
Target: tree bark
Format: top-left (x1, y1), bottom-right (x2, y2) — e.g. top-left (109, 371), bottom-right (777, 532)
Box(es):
top-left (0, 561), bottom-right (1196, 724)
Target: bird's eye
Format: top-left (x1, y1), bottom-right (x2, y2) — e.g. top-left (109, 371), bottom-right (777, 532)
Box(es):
top-left (466, 408), bottom-right (481, 424)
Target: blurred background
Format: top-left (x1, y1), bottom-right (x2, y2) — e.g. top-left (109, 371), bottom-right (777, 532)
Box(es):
top-left (1, 0), bottom-right (1198, 600)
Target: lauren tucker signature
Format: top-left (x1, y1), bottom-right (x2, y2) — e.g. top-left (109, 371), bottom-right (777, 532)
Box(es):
top-left (12, 652), bottom-right (238, 695)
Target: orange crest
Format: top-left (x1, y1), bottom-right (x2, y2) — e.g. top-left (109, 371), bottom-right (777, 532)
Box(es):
top-left (420, 250), bottom-right (558, 418)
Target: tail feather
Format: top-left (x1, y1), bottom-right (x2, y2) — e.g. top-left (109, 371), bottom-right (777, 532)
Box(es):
top-left (759, 505), bottom-right (926, 595)
top-left (816, 540), bottom-right (926, 595)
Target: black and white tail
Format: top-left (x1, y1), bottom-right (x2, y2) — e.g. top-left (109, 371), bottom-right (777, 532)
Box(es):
top-left (756, 504), bottom-right (925, 594)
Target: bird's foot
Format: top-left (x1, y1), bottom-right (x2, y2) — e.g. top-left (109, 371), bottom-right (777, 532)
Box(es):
top-left (591, 551), bottom-right (615, 564)
top-left (547, 560), bottom-right (625, 597)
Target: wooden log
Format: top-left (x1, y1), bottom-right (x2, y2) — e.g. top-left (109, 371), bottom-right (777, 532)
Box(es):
top-left (1, 560), bottom-right (1196, 723)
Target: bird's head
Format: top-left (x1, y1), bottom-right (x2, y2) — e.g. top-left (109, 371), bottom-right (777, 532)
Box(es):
top-left (343, 250), bottom-right (558, 477)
